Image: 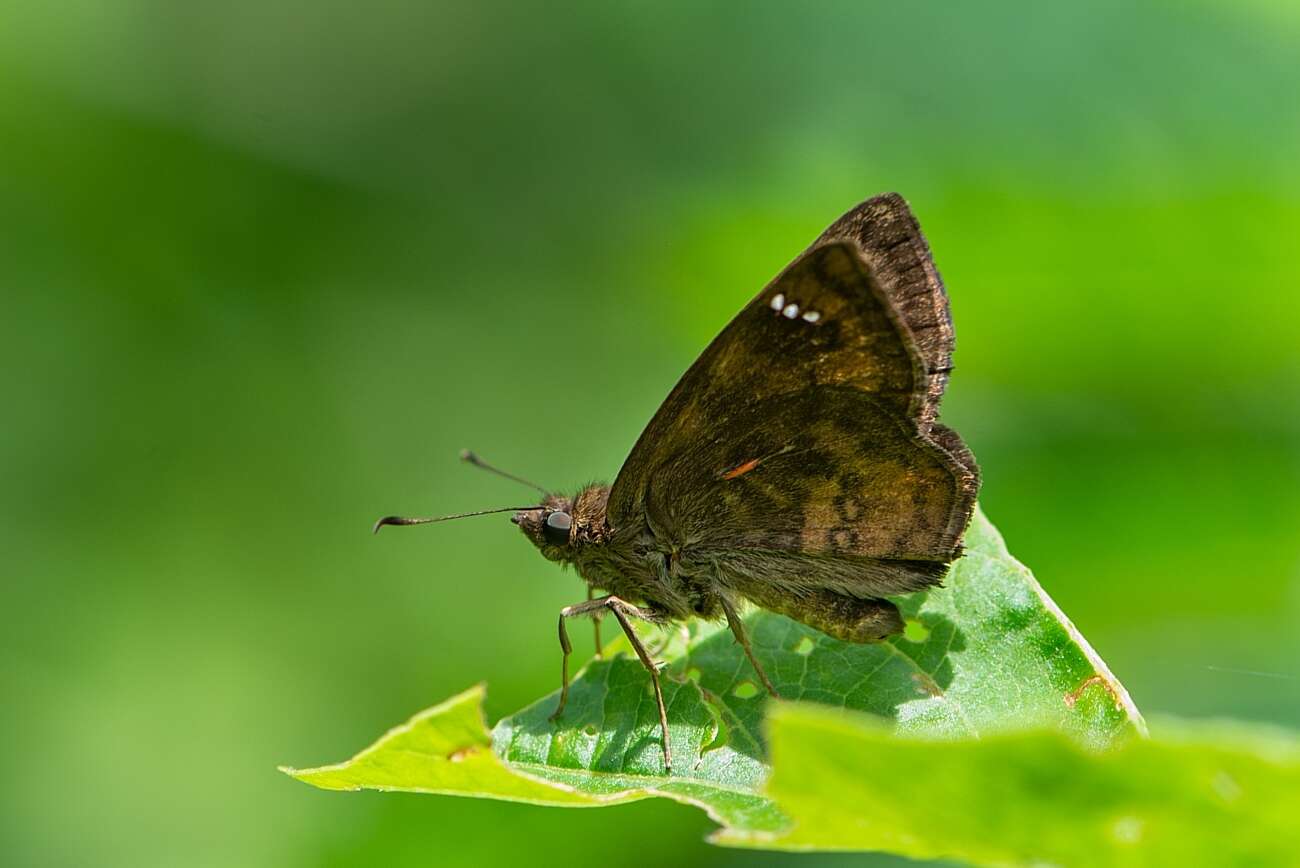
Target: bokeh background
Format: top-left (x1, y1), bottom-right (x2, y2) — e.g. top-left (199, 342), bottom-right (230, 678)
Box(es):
top-left (3, 2), bottom-right (1298, 867)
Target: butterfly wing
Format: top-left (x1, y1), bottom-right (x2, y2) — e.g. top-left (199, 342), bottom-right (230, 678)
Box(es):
top-left (606, 195), bottom-right (978, 595)
top-left (643, 385), bottom-right (970, 559)
top-left (814, 192), bottom-right (956, 426)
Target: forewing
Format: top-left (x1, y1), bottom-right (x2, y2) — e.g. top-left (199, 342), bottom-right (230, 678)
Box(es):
top-left (608, 240), bottom-right (920, 529)
top-left (607, 200), bottom-right (978, 570)
top-left (815, 192), bottom-right (954, 424)
top-left (611, 233), bottom-right (977, 556)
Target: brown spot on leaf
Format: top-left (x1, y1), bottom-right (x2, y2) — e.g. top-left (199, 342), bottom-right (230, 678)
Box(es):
top-left (911, 671), bottom-right (942, 697)
top-left (447, 746), bottom-right (480, 763)
top-left (1064, 674), bottom-right (1125, 710)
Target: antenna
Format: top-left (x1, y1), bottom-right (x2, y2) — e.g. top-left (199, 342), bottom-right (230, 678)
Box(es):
top-left (460, 449), bottom-right (548, 495)
top-left (372, 505), bottom-right (542, 534)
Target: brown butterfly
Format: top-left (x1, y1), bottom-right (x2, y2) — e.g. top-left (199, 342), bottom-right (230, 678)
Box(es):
top-left (376, 193), bottom-right (979, 772)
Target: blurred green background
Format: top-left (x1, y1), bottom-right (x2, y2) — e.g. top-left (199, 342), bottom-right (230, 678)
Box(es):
top-left (3, 2), bottom-right (1298, 867)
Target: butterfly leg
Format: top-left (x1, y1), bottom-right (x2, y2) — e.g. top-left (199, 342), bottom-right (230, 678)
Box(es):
top-left (605, 599), bottom-right (673, 773)
top-left (549, 595), bottom-right (611, 723)
top-left (587, 585), bottom-right (603, 659)
top-left (549, 595), bottom-right (672, 772)
top-left (719, 595), bottom-right (780, 699)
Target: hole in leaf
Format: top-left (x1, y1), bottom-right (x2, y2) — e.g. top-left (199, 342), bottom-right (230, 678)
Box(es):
top-left (698, 696), bottom-right (728, 759)
top-left (793, 636), bottom-right (815, 656)
top-left (685, 667), bottom-right (702, 682)
top-left (902, 619), bottom-right (930, 643)
top-left (732, 680), bottom-right (759, 699)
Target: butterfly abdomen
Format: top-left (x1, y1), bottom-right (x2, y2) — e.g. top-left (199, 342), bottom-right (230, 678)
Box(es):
top-left (737, 579), bottom-right (904, 644)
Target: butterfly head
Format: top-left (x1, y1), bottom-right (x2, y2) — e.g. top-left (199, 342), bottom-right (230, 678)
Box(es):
top-left (512, 485), bottom-right (610, 562)
top-left (372, 454), bottom-right (612, 562)
top-left (510, 494), bottom-right (575, 558)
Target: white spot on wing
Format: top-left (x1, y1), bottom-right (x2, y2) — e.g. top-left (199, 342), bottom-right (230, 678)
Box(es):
top-left (802, 310), bottom-right (821, 323)
top-left (770, 293), bottom-right (785, 311)
top-left (782, 303), bottom-right (799, 318)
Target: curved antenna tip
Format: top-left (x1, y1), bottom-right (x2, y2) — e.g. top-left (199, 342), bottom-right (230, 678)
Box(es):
top-left (372, 515), bottom-right (427, 534)
top-left (371, 505), bottom-right (543, 535)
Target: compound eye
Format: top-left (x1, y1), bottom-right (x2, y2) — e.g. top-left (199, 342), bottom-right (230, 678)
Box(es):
top-left (543, 510), bottom-right (572, 545)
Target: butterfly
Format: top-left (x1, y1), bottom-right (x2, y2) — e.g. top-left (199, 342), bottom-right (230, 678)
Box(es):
top-left (376, 193), bottom-right (980, 773)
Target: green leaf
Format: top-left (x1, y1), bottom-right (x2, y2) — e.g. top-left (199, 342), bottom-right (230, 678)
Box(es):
top-left (721, 703), bottom-right (1300, 866)
top-left (285, 508), bottom-right (1160, 853)
top-left (280, 685), bottom-right (597, 806)
top-left (280, 683), bottom-right (786, 830)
